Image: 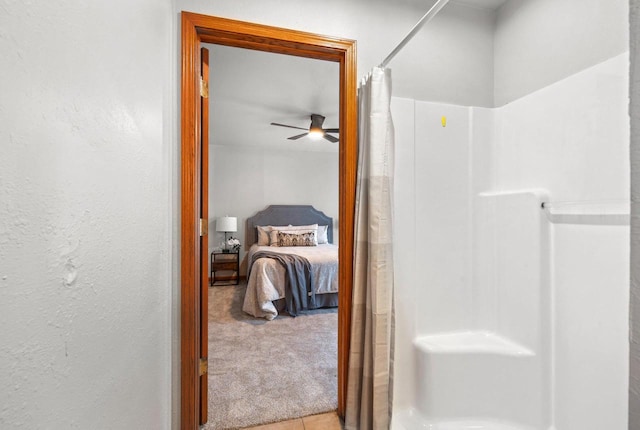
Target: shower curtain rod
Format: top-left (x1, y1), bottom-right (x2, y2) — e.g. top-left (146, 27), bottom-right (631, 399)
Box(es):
top-left (379, 0), bottom-right (451, 68)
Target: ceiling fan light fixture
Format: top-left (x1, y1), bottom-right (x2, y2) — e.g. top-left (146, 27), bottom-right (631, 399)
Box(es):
top-left (308, 127), bottom-right (324, 140)
top-left (271, 113), bottom-right (338, 142)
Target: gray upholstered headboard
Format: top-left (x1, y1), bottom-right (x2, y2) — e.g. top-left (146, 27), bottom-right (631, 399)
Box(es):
top-left (245, 205), bottom-right (333, 248)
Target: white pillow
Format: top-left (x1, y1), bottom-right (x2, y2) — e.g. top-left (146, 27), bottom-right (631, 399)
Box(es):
top-left (256, 226), bottom-right (271, 246)
top-left (317, 225), bottom-right (329, 244)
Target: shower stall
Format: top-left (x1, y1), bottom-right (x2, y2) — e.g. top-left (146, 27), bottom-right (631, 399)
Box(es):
top-left (390, 52), bottom-right (630, 429)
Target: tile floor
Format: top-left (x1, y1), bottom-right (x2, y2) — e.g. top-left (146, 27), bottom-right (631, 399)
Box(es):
top-left (241, 411), bottom-right (343, 430)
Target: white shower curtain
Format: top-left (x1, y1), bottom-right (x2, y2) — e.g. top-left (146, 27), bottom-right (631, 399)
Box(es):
top-left (345, 67), bottom-right (395, 430)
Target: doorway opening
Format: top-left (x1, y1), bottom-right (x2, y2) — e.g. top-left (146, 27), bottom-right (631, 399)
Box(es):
top-left (180, 12), bottom-right (357, 429)
top-left (205, 42), bottom-right (339, 428)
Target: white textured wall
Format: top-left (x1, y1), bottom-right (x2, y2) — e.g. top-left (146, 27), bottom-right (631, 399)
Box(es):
top-left (495, 0), bottom-right (629, 106)
top-left (176, 0), bottom-right (496, 107)
top-left (629, 0), bottom-right (640, 427)
top-left (0, 1), bottom-right (172, 429)
top-left (209, 145), bottom-right (338, 274)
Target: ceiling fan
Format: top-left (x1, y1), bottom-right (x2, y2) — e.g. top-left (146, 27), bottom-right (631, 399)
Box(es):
top-left (270, 114), bottom-right (339, 143)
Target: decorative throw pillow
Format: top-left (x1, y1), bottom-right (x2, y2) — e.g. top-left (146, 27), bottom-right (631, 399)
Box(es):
top-left (276, 230), bottom-right (318, 247)
top-left (269, 224), bottom-right (318, 246)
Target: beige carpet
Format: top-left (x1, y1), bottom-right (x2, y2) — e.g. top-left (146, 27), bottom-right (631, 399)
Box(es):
top-left (204, 282), bottom-right (338, 430)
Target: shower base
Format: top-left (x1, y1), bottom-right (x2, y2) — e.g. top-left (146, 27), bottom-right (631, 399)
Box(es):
top-left (414, 331), bottom-right (534, 356)
top-left (392, 408), bottom-right (542, 430)
top-left (404, 331), bottom-right (547, 430)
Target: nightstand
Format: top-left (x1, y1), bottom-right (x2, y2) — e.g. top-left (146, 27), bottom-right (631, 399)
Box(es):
top-left (210, 251), bottom-right (239, 286)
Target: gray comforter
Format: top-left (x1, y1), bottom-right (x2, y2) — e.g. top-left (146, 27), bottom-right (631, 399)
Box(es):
top-left (242, 244), bottom-right (338, 320)
top-left (248, 251), bottom-right (315, 317)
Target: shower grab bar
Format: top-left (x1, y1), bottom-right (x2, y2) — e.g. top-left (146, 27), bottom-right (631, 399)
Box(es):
top-left (541, 199), bottom-right (630, 225)
top-left (379, 0), bottom-right (451, 68)
top-left (541, 199), bottom-right (629, 210)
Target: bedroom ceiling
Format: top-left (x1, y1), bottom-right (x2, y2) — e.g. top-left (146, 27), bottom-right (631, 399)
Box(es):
top-left (205, 43), bottom-right (340, 153)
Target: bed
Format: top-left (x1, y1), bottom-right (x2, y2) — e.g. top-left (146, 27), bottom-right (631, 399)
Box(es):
top-left (242, 205), bottom-right (339, 320)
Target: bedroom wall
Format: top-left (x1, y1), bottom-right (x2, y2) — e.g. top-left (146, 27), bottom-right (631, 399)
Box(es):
top-left (209, 144), bottom-right (338, 274)
top-left (494, 0), bottom-right (629, 106)
top-left (0, 0), bottom-right (172, 429)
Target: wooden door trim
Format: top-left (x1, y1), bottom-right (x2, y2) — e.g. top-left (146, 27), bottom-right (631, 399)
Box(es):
top-left (180, 12), bottom-right (357, 429)
top-left (198, 47), bottom-right (210, 425)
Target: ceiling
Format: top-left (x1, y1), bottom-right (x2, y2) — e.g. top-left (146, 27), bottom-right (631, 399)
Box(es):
top-left (449, 0), bottom-right (508, 9)
top-left (399, 0), bottom-right (507, 10)
top-left (206, 43), bottom-right (340, 153)
top-left (204, 0), bottom-right (507, 153)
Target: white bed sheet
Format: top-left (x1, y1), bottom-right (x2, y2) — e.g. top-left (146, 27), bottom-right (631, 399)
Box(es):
top-left (242, 243), bottom-right (338, 320)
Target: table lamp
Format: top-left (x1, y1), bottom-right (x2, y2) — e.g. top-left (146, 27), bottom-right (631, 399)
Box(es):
top-left (216, 216), bottom-right (237, 253)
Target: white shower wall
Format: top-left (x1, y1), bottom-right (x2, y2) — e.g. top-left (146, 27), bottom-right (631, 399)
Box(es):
top-left (495, 52), bottom-right (630, 429)
top-left (414, 102), bottom-right (473, 335)
top-left (392, 53), bottom-right (629, 429)
top-left (494, 53), bottom-right (629, 201)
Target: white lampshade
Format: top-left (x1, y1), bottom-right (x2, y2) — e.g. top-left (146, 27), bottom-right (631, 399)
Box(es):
top-left (216, 216), bottom-right (237, 233)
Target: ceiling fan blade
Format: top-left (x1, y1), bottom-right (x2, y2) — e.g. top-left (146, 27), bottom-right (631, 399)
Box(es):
top-left (288, 133), bottom-right (309, 140)
top-left (324, 128), bottom-right (340, 133)
top-left (323, 134), bottom-right (339, 143)
top-left (271, 122), bottom-right (308, 131)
